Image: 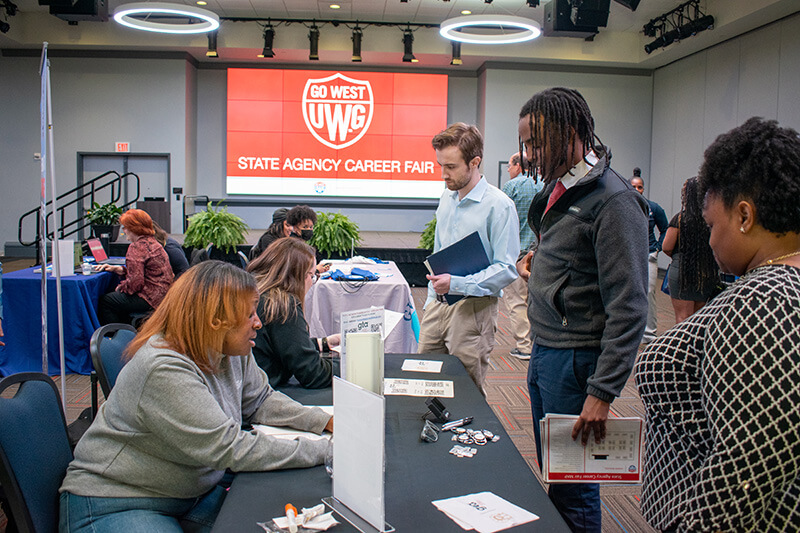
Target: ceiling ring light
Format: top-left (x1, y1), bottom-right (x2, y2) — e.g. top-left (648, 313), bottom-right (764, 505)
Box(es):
top-left (439, 15), bottom-right (541, 45)
top-left (113, 2), bottom-right (220, 34)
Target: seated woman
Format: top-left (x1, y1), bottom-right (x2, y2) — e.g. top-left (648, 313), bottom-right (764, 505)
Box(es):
top-left (153, 221), bottom-right (190, 279)
top-left (60, 261), bottom-right (332, 532)
top-left (635, 117), bottom-right (800, 532)
top-left (247, 237), bottom-right (340, 389)
top-left (97, 209), bottom-right (173, 325)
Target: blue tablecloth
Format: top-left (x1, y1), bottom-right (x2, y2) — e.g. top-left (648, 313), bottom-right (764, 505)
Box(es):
top-left (0, 266), bottom-right (118, 376)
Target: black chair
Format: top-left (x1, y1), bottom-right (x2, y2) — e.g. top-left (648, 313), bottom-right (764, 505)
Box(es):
top-left (0, 372), bottom-right (73, 533)
top-left (89, 323), bottom-right (137, 400)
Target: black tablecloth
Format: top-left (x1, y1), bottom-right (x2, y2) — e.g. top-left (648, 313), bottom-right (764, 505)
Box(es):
top-left (211, 353), bottom-right (569, 532)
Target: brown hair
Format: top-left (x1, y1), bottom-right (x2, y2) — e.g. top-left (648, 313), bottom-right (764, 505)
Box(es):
top-left (125, 261), bottom-right (258, 373)
top-left (152, 221), bottom-right (168, 246)
top-left (120, 209), bottom-right (155, 237)
top-left (431, 122), bottom-right (483, 166)
top-left (246, 237), bottom-right (316, 324)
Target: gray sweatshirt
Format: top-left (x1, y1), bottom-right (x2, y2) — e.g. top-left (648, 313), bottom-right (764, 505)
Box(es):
top-left (527, 157), bottom-right (649, 402)
top-left (60, 335), bottom-right (331, 499)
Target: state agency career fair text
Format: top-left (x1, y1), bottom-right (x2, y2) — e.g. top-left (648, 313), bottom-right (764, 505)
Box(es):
top-left (237, 157), bottom-right (435, 175)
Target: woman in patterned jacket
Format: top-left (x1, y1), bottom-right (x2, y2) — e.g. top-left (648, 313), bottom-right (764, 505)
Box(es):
top-left (635, 117), bottom-right (800, 532)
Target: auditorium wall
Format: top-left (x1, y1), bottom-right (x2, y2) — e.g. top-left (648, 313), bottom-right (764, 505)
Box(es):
top-left (649, 11), bottom-right (800, 268)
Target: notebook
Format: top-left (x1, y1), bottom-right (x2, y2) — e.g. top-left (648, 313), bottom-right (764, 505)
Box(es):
top-left (86, 238), bottom-right (126, 265)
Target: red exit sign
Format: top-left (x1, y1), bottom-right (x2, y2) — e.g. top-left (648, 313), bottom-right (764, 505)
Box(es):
top-left (115, 142), bottom-right (130, 152)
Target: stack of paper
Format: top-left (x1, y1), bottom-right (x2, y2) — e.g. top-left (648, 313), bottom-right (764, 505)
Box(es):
top-left (432, 492), bottom-right (539, 533)
top-left (540, 414), bottom-right (643, 483)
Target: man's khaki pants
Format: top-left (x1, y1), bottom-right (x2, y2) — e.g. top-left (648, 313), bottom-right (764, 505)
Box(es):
top-left (418, 296), bottom-right (498, 395)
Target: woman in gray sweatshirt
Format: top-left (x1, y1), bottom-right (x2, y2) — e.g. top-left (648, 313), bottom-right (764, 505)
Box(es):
top-left (59, 261), bottom-right (332, 532)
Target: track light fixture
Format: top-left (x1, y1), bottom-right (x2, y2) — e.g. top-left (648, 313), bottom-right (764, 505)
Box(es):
top-left (643, 0), bottom-right (713, 54)
top-left (450, 41), bottom-right (462, 66)
top-left (351, 26), bottom-right (363, 62)
top-left (308, 23), bottom-right (320, 60)
top-left (1, 0), bottom-right (16, 17)
top-left (402, 28), bottom-right (417, 63)
top-left (258, 24), bottom-right (275, 58)
top-left (0, 20), bottom-right (8, 33)
top-left (206, 31), bottom-right (218, 57)
top-left (526, 0), bottom-right (540, 7)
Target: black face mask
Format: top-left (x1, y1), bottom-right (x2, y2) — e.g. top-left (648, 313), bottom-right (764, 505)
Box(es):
top-left (300, 229), bottom-right (314, 241)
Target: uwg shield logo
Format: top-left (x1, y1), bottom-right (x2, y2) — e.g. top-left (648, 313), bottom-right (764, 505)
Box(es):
top-left (302, 73), bottom-right (374, 150)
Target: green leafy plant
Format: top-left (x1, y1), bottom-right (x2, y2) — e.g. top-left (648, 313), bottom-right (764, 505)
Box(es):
top-left (309, 211), bottom-right (361, 258)
top-left (85, 201), bottom-right (123, 225)
top-left (184, 202), bottom-right (249, 254)
top-left (418, 216), bottom-right (436, 250)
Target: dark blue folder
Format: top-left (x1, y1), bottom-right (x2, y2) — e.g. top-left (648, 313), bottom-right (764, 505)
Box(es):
top-left (424, 231), bottom-right (490, 305)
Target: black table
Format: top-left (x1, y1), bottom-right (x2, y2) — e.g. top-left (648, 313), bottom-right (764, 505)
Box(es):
top-left (212, 354), bottom-right (569, 532)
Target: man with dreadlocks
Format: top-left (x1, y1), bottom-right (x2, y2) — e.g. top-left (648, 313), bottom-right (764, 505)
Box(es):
top-left (517, 88), bottom-right (648, 532)
top-left (418, 123), bottom-right (519, 394)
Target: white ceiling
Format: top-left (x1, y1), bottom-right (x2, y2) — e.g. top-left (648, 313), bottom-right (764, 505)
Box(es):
top-left (1, 0), bottom-right (799, 70)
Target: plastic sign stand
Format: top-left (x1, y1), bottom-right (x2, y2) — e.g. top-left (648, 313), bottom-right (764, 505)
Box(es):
top-left (344, 332), bottom-right (384, 395)
top-left (327, 377), bottom-right (393, 533)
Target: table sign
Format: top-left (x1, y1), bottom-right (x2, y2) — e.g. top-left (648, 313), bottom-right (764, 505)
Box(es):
top-left (541, 414), bottom-right (644, 483)
top-left (327, 377), bottom-right (394, 533)
top-left (400, 359), bottom-right (443, 373)
top-left (340, 307), bottom-right (384, 358)
top-left (383, 378), bottom-right (454, 398)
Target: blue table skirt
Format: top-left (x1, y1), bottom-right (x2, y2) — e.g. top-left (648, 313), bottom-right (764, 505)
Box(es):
top-left (0, 267), bottom-right (118, 376)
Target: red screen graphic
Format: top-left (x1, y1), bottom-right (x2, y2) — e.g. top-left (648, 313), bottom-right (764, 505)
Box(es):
top-left (226, 69), bottom-right (448, 199)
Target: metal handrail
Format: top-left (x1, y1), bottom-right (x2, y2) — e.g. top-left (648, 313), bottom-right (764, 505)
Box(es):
top-left (18, 171), bottom-right (140, 255)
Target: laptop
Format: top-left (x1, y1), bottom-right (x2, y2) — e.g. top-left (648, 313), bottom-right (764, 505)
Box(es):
top-left (86, 238), bottom-right (126, 265)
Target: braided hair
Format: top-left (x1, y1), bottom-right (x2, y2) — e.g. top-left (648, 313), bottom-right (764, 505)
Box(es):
top-left (678, 176), bottom-right (720, 295)
top-left (518, 87), bottom-right (607, 183)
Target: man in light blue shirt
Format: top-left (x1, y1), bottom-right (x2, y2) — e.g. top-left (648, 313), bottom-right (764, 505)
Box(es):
top-left (418, 123), bottom-right (520, 392)
top-left (501, 152), bottom-right (543, 359)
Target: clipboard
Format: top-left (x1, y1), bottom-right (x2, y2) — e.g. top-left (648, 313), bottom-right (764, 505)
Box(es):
top-left (424, 231), bottom-right (490, 305)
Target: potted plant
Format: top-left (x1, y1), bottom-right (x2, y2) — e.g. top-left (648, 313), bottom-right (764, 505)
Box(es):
top-left (418, 216), bottom-right (436, 251)
top-left (86, 201), bottom-right (123, 241)
top-left (184, 202), bottom-right (249, 263)
top-left (309, 211), bottom-right (361, 258)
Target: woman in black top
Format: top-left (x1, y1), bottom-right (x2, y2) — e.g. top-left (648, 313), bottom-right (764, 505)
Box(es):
top-left (247, 237), bottom-right (340, 389)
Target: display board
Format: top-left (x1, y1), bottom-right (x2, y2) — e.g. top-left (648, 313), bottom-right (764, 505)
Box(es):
top-left (226, 68), bottom-right (448, 199)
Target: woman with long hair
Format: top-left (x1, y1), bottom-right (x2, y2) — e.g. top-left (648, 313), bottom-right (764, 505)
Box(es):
top-left (96, 209), bottom-right (173, 325)
top-left (661, 176), bottom-right (721, 322)
top-left (60, 261), bottom-right (332, 531)
top-left (247, 237), bottom-right (340, 389)
top-left (636, 117), bottom-right (800, 531)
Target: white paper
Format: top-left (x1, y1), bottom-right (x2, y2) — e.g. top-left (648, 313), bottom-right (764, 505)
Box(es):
top-left (401, 359), bottom-right (443, 373)
top-left (432, 492), bottom-right (539, 533)
top-left (344, 332), bottom-right (383, 395)
top-left (332, 377), bottom-right (386, 532)
top-left (52, 239), bottom-right (75, 277)
top-left (383, 378), bottom-right (453, 398)
top-left (383, 309), bottom-right (403, 339)
top-left (271, 511), bottom-right (339, 531)
top-left (253, 406), bottom-right (333, 441)
top-left (541, 414), bottom-right (644, 483)
top-left (340, 307), bottom-right (384, 360)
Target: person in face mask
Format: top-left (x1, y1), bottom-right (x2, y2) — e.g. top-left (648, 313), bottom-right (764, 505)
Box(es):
top-left (250, 205), bottom-right (330, 274)
top-left (284, 205), bottom-right (316, 242)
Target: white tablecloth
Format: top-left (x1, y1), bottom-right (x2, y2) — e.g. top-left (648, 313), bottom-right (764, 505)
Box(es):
top-left (304, 260), bottom-right (418, 354)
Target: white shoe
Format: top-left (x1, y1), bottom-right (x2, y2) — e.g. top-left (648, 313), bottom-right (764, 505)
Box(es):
top-left (509, 349), bottom-right (531, 360)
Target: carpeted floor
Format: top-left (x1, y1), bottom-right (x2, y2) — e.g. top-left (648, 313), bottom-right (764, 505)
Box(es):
top-left (0, 251), bottom-right (672, 532)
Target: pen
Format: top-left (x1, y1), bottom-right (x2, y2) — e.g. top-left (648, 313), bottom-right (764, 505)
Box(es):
top-left (442, 416), bottom-right (473, 431)
top-left (285, 504), bottom-right (298, 533)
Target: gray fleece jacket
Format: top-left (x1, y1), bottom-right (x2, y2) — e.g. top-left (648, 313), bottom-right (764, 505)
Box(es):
top-left (60, 335), bottom-right (331, 499)
top-left (527, 156), bottom-right (649, 402)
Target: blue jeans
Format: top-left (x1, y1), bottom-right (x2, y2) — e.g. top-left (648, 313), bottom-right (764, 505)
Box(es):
top-left (528, 342), bottom-right (602, 533)
top-left (59, 485), bottom-right (228, 533)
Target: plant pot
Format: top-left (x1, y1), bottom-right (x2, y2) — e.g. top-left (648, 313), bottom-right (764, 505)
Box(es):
top-left (92, 224), bottom-right (121, 242)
